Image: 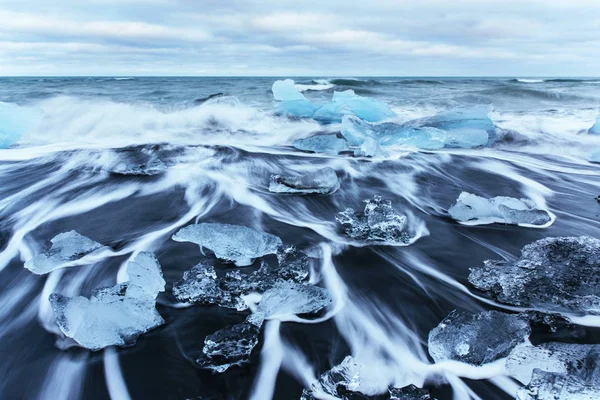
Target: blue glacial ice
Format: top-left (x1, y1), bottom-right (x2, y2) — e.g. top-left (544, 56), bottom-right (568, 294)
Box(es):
top-left (196, 322), bottom-right (260, 372)
top-left (272, 79), bottom-right (307, 101)
top-left (448, 192), bottom-right (553, 227)
top-left (427, 309), bottom-right (530, 365)
top-left (588, 148), bottom-right (600, 163)
top-left (272, 80), bottom-right (319, 118)
top-left (269, 166), bottom-right (340, 194)
top-left (517, 370), bottom-right (600, 400)
top-left (172, 223), bottom-right (283, 266)
top-left (420, 107), bottom-right (497, 146)
top-left (24, 230), bottom-right (105, 275)
top-left (292, 134), bottom-right (349, 155)
top-left (49, 251), bottom-right (165, 351)
top-left (0, 102), bottom-right (42, 148)
top-left (312, 90), bottom-right (396, 123)
top-left (589, 115), bottom-right (600, 135)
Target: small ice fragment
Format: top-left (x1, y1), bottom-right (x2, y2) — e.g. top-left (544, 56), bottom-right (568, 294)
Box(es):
top-left (247, 281), bottom-right (332, 326)
top-left (272, 79), bottom-right (307, 101)
top-left (172, 263), bottom-right (223, 305)
top-left (589, 115), bottom-right (600, 135)
top-left (516, 370), bottom-right (600, 400)
top-left (24, 230), bottom-right (105, 275)
top-left (49, 251), bottom-right (165, 351)
top-left (469, 236), bottom-right (600, 313)
top-left (335, 195), bottom-right (409, 244)
top-left (389, 385), bottom-right (432, 400)
top-left (275, 246), bottom-right (310, 282)
top-left (110, 157), bottom-right (167, 176)
top-left (448, 192), bottom-right (552, 227)
top-left (292, 134), bottom-right (349, 155)
top-left (506, 342), bottom-right (600, 385)
top-left (196, 323), bottom-right (260, 372)
top-left (313, 90), bottom-right (396, 123)
top-left (269, 167), bottom-right (340, 195)
top-left (172, 223), bottom-right (283, 266)
top-left (427, 310), bottom-right (530, 365)
top-left (0, 102), bottom-right (42, 148)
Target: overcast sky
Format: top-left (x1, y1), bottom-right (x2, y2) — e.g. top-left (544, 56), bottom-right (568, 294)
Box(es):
top-left (1, 0), bottom-right (599, 76)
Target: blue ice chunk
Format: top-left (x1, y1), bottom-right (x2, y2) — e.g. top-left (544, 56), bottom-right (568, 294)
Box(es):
top-left (276, 100), bottom-right (319, 119)
top-left (313, 90), bottom-right (396, 123)
top-left (422, 107), bottom-right (496, 145)
top-left (589, 116), bottom-right (600, 135)
top-left (0, 102), bottom-right (42, 148)
top-left (272, 79), bottom-right (307, 101)
top-left (589, 148), bottom-right (600, 163)
top-left (292, 134), bottom-right (349, 155)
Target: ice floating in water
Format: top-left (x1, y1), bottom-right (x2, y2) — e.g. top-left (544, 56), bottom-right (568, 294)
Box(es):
top-left (24, 230), bottom-right (105, 275)
top-left (506, 342), bottom-right (600, 385)
top-left (469, 236), bottom-right (600, 313)
top-left (516, 370), bottom-right (600, 400)
top-left (196, 322), bottom-right (260, 373)
top-left (301, 356), bottom-right (431, 399)
top-left (272, 79), bottom-right (308, 102)
top-left (312, 90), bottom-right (396, 123)
top-left (589, 115), bottom-right (600, 135)
top-left (336, 195), bottom-right (411, 244)
top-left (272, 80), bottom-right (319, 118)
top-left (292, 134), bottom-right (349, 155)
top-left (173, 247), bottom-right (310, 311)
top-left (49, 251), bottom-right (165, 351)
top-left (110, 157), bottom-right (167, 176)
top-left (247, 281), bottom-right (332, 326)
top-left (269, 167), bottom-right (340, 195)
top-left (427, 310), bottom-right (530, 365)
top-left (172, 223), bottom-right (282, 266)
top-left (421, 107), bottom-right (496, 146)
top-left (0, 101), bottom-right (42, 148)
top-left (448, 192), bottom-right (553, 227)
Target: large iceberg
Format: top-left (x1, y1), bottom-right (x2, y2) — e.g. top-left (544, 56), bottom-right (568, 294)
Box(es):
top-left (24, 231), bottom-right (105, 275)
top-left (448, 192), bottom-right (553, 227)
top-left (516, 370), bottom-right (600, 400)
top-left (173, 247), bottom-right (310, 311)
top-left (335, 195), bottom-right (411, 244)
top-left (196, 322), bottom-right (260, 372)
top-left (247, 281), bottom-right (332, 326)
top-left (469, 236), bottom-right (600, 313)
top-left (301, 355), bottom-right (432, 400)
top-left (312, 90), bottom-right (396, 123)
top-left (506, 342), bottom-right (600, 385)
top-left (427, 310), bottom-right (530, 365)
top-left (292, 134), bottom-right (349, 155)
top-left (49, 251), bottom-right (165, 351)
top-left (589, 115), bottom-right (600, 135)
top-left (269, 167), bottom-right (340, 195)
top-left (172, 223), bottom-right (283, 266)
top-left (0, 102), bottom-right (42, 148)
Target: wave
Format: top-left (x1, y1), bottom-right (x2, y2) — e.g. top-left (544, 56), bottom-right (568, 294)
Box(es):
top-left (478, 85), bottom-right (590, 102)
top-left (328, 78), bottom-right (383, 87)
top-left (512, 79), bottom-right (545, 83)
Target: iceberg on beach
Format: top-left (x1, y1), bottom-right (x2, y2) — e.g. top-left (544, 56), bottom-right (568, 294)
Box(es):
top-left (24, 230), bottom-right (105, 275)
top-left (517, 370), bottom-right (600, 400)
top-left (448, 192), bottom-right (553, 227)
top-left (292, 134), bottom-right (349, 155)
top-left (269, 167), bottom-right (340, 194)
top-left (427, 309), bottom-right (530, 365)
top-left (589, 115), bottom-right (600, 135)
top-left (312, 90), bottom-right (397, 123)
top-left (469, 236), bottom-right (600, 313)
top-left (588, 147), bottom-right (600, 163)
top-left (272, 79), bottom-right (307, 101)
top-left (0, 102), bottom-right (42, 148)
top-left (272, 79), bottom-right (319, 118)
top-left (196, 322), bottom-right (260, 372)
top-left (335, 195), bottom-right (410, 244)
top-left (49, 251), bottom-right (165, 351)
top-left (172, 223), bottom-right (282, 267)
top-left (419, 107), bottom-right (496, 146)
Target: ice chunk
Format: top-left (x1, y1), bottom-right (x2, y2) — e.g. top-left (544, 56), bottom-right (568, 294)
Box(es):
top-left (335, 195), bottom-right (410, 244)
top-left (272, 79), bottom-right (307, 101)
top-left (24, 230), bottom-right (105, 275)
top-left (173, 247), bottom-right (310, 311)
top-left (427, 310), bottom-right (530, 365)
top-left (516, 370), bottom-right (600, 400)
top-left (196, 322), bottom-right (260, 372)
top-left (292, 134), bottom-right (349, 155)
top-left (247, 281), bottom-right (331, 326)
top-left (172, 223), bottom-right (283, 267)
top-left (588, 147), bottom-right (600, 163)
top-left (269, 167), bottom-right (340, 195)
top-left (448, 192), bottom-right (553, 227)
top-left (589, 116), bottom-right (600, 135)
top-left (422, 107), bottom-right (496, 146)
top-left (0, 102), bottom-right (42, 148)
top-left (313, 90), bottom-right (396, 123)
top-left (49, 251), bottom-right (165, 351)
top-left (469, 236), bottom-right (600, 313)
top-left (276, 100), bottom-right (319, 119)
top-left (110, 157), bottom-right (167, 176)
top-left (388, 385), bottom-right (432, 400)
top-left (506, 342), bottom-right (600, 385)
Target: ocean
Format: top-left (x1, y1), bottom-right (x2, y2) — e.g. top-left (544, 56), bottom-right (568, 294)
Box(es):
top-left (0, 76), bottom-right (599, 400)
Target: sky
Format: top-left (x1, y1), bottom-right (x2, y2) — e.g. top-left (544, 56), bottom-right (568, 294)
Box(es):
top-left (1, 0), bottom-right (599, 76)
